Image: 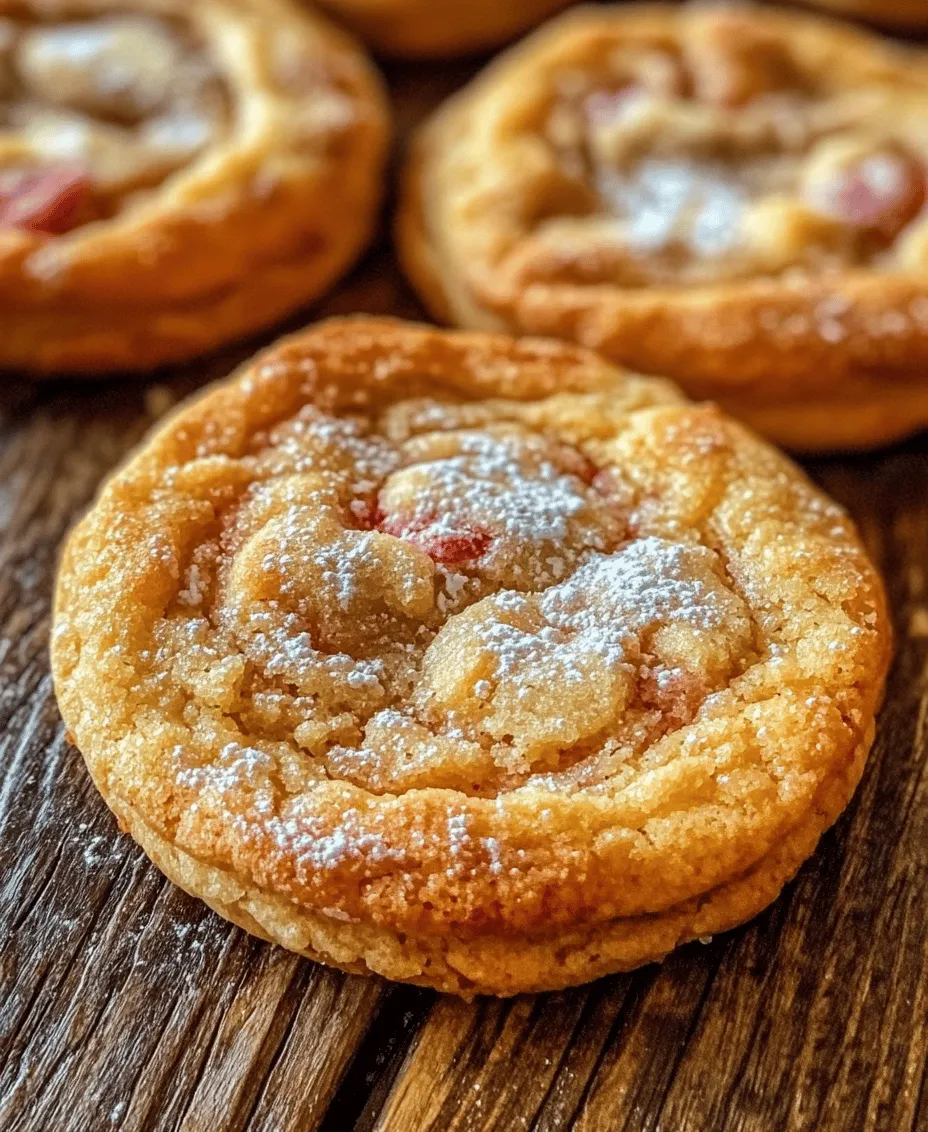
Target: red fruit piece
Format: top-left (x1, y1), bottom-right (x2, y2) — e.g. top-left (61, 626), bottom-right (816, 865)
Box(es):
top-left (0, 164), bottom-right (91, 235)
top-left (813, 150), bottom-right (925, 239)
top-left (379, 513), bottom-right (491, 566)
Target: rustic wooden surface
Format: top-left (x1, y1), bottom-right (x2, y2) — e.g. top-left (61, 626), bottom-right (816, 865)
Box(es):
top-left (2, 46), bottom-right (928, 1132)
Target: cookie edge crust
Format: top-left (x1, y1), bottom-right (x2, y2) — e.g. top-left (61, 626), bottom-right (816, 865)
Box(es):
top-left (395, 2), bottom-right (928, 448)
top-left (0, 223), bottom-right (384, 374)
top-left (89, 720), bottom-right (873, 997)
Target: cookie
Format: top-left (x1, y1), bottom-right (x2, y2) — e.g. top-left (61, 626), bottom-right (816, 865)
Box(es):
top-left (398, 3), bottom-right (928, 450)
top-left (52, 317), bottom-right (891, 996)
top-left (0, 0), bottom-right (388, 373)
top-left (315, 0), bottom-right (574, 59)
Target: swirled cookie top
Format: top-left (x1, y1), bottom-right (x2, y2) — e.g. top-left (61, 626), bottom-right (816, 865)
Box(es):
top-left (0, 9), bottom-right (228, 232)
top-left (53, 321), bottom-right (889, 934)
top-left (440, 6), bottom-right (928, 290)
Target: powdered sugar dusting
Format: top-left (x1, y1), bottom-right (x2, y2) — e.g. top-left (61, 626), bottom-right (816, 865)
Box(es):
top-left (164, 398), bottom-right (754, 805)
top-left (545, 56), bottom-right (928, 288)
top-left (390, 431), bottom-right (592, 544)
top-left (418, 536), bottom-right (755, 762)
top-left (543, 537), bottom-right (734, 632)
top-left (377, 429), bottom-right (619, 592)
top-left (598, 159), bottom-right (748, 259)
top-left (476, 537), bottom-right (739, 685)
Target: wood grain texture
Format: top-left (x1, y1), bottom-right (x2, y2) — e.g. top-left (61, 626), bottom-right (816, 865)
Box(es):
top-left (1, 52), bottom-right (928, 1132)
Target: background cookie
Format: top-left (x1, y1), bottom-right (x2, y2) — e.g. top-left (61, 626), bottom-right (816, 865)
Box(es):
top-left (0, 0), bottom-right (389, 373)
top-left (398, 3), bottom-right (928, 450)
top-left (794, 0), bottom-right (928, 27)
top-left (52, 317), bottom-right (891, 996)
top-left (315, 0), bottom-right (575, 59)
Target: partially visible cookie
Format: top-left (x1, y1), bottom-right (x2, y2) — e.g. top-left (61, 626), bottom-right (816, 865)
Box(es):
top-left (52, 317), bottom-right (891, 996)
top-left (315, 0), bottom-right (574, 58)
top-left (398, 3), bottom-right (928, 450)
top-left (0, 0), bottom-right (389, 373)
top-left (795, 0), bottom-right (928, 27)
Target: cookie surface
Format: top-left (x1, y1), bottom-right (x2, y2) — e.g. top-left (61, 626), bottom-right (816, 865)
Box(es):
top-left (398, 3), bottom-right (928, 450)
top-left (0, 0), bottom-right (388, 373)
top-left (315, 0), bottom-right (574, 59)
top-left (52, 317), bottom-right (891, 996)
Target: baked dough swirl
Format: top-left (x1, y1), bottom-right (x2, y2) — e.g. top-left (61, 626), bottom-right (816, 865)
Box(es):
top-left (0, 0), bottom-right (388, 373)
top-left (52, 318), bottom-right (891, 996)
top-left (399, 3), bottom-right (928, 450)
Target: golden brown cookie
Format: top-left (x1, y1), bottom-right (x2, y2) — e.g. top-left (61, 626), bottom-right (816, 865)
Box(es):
top-left (398, 3), bottom-right (928, 450)
top-left (52, 317), bottom-right (891, 997)
top-left (0, 0), bottom-right (388, 374)
top-left (314, 0), bottom-right (574, 59)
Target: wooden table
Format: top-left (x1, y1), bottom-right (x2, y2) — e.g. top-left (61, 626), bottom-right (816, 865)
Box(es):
top-left (1, 50), bottom-right (927, 1132)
